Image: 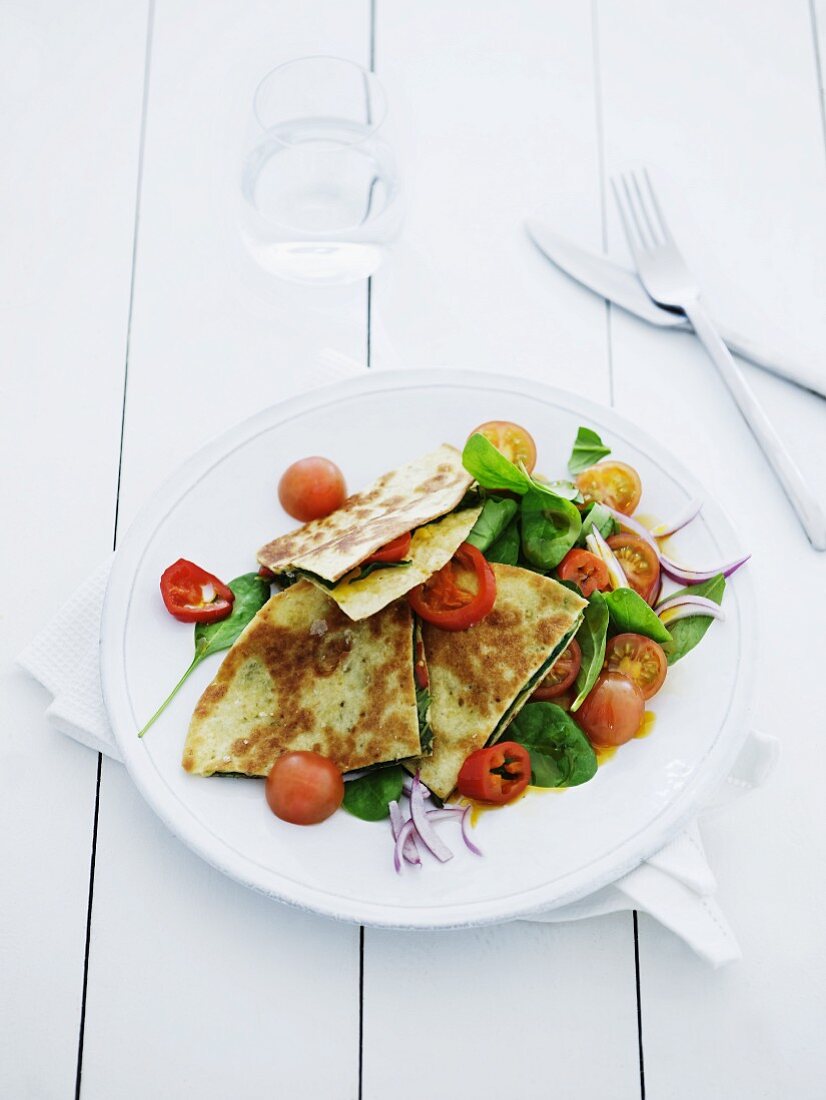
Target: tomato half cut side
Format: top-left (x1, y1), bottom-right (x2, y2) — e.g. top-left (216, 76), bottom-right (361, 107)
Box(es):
top-left (604, 633), bottom-right (667, 701)
top-left (575, 462), bottom-right (642, 516)
top-left (408, 543), bottom-right (496, 631)
top-left (457, 742), bottom-right (531, 804)
top-left (363, 531), bottom-right (412, 564)
top-left (469, 420), bottom-right (537, 474)
top-left (160, 559), bottom-right (235, 623)
top-left (531, 639), bottom-right (582, 700)
top-left (606, 533), bottom-right (661, 605)
top-left (557, 548), bottom-right (610, 597)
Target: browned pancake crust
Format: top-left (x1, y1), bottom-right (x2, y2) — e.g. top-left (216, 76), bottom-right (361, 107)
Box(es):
top-left (182, 581), bottom-right (420, 776)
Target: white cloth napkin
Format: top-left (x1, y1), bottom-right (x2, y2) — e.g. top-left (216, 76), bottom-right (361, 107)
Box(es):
top-left (17, 354), bottom-right (779, 967)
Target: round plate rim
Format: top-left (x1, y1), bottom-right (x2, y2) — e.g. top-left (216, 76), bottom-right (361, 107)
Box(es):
top-left (100, 368), bottom-right (756, 929)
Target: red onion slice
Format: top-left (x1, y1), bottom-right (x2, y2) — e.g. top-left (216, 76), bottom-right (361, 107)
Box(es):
top-left (586, 528), bottom-right (629, 589)
top-left (600, 505), bottom-right (660, 553)
top-left (389, 800), bottom-right (420, 866)
top-left (461, 806), bottom-right (484, 856)
top-left (409, 774), bottom-right (453, 863)
top-left (650, 499), bottom-right (703, 538)
top-left (657, 601), bottom-right (726, 626)
top-left (656, 593), bottom-right (726, 618)
top-left (402, 775), bottom-right (431, 799)
top-left (659, 553), bottom-right (750, 585)
top-left (393, 818), bottom-right (421, 873)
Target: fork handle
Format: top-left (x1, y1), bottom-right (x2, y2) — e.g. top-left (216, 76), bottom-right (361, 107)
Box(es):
top-left (684, 300), bottom-right (826, 550)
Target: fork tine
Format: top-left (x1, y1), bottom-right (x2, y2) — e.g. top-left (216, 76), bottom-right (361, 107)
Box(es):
top-left (621, 172), bottom-right (653, 250)
top-left (641, 167), bottom-right (672, 244)
top-left (611, 174), bottom-right (643, 258)
top-left (630, 170), bottom-right (661, 246)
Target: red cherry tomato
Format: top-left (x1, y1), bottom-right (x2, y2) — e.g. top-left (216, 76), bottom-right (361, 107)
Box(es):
top-left (469, 420), bottom-right (537, 474)
top-left (278, 457), bottom-right (347, 522)
top-left (557, 548), bottom-right (610, 597)
top-left (159, 559), bottom-right (234, 623)
top-left (363, 531), bottom-right (412, 564)
top-left (604, 633), bottom-right (667, 701)
top-left (457, 741), bottom-right (531, 804)
top-left (408, 543), bottom-right (496, 632)
top-left (531, 639), bottom-right (582, 700)
top-left (576, 672), bottom-right (645, 747)
top-left (265, 751), bottom-right (344, 825)
top-left (606, 533), bottom-right (661, 605)
top-left (575, 462), bottom-right (642, 516)
top-left (414, 638), bottom-right (429, 689)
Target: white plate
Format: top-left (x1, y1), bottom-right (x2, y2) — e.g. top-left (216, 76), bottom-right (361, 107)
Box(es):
top-left (101, 369), bottom-right (754, 929)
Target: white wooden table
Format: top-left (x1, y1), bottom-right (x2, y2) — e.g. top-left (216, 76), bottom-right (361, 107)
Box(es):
top-left (3, 2), bottom-right (826, 1096)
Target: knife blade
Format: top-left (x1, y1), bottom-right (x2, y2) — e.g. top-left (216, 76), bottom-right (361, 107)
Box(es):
top-left (525, 218), bottom-right (826, 399)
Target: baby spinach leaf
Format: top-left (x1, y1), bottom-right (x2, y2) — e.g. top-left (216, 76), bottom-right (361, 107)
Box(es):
top-left (416, 685), bottom-right (433, 753)
top-left (138, 572), bottom-right (271, 737)
top-left (542, 479), bottom-right (584, 503)
top-left (486, 518), bottom-right (521, 565)
top-left (664, 574), bottom-right (726, 665)
top-left (466, 496), bottom-right (518, 552)
top-left (568, 426), bottom-right (611, 474)
top-left (462, 433), bottom-right (532, 494)
top-left (520, 488), bottom-right (582, 570)
top-left (342, 765), bottom-right (406, 821)
top-left (578, 502), bottom-right (619, 545)
top-left (508, 702), bottom-right (597, 787)
top-left (571, 591), bottom-right (609, 711)
top-left (603, 587), bottom-right (671, 644)
top-left (354, 560), bottom-right (411, 582)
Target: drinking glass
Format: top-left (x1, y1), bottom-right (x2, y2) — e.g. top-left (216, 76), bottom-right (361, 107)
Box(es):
top-left (240, 56), bottom-right (401, 285)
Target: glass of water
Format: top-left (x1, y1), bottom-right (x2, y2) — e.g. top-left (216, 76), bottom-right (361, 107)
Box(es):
top-left (240, 56), bottom-right (401, 285)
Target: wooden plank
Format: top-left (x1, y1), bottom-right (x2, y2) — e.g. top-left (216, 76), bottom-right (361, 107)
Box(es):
top-left (597, 1), bottom-right (826, 1095)
top-left (0, 1), bottom-right (149, 1097)
top-left (363, 4), bottom-right (642, 1097)
top-left (78, 3), bottom-right (370, 1097)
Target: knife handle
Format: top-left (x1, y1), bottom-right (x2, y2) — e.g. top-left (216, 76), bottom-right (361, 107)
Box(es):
top-left (715, 323), bottom-right (826, 400)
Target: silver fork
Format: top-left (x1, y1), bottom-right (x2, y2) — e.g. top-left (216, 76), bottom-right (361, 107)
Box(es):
top-left (612, 168), bottom-right (826, 550)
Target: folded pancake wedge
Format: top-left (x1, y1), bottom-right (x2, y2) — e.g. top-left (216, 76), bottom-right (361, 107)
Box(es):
top-left (182, 581), bottom-right (422, 777)
top-left (306, 506), bottom-right (482, 620)
top-left (257, 444), bottom-right (472, 583)
top-left (413, 565), bottom-right (587, 800)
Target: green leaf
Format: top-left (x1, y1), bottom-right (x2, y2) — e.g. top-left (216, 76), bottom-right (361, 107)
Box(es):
top-left (354, 560), bottom-right (411, 582)
top-left (138, 571), bottom-right (270, 737)
top-left (462, 433), bottom-right (533, 494)
top-left (520, 488), bottom-right (582, 570)
top-left (416, 685), bottom-right (433, 753)
top-left (508, 702), bottom-right (597, 787)
top-left (603, 587), bottom-right (671, 644)
top-left (663, 574), bottom-right (726, 665)
top-left (486, 518), bottom-right (521, 565)
top-left (465, 496), bottom-right (518, 553)
top-left (578, 502), bottom-right (619, 545)
top-left (342, 766), bottom-right (406, 821)
top-left (568, 426), bottom-right (611, 474)
top-left (541, 479), bottom-right (584, 503)
top-left (571, 591), bottom-right (609, 711)
top-left (194, 572), bottom-right (271, 659)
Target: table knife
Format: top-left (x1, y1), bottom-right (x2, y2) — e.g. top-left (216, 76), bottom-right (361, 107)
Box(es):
top-left (525, 218), bottom-right (826, 399)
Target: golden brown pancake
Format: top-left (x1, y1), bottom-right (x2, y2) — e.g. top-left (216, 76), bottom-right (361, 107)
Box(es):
top-left (412, 564), bottom-right (586, 799)
top-left (182, 581), bottom-right (422, 777)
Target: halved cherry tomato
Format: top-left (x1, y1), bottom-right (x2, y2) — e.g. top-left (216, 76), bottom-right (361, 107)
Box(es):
top-left (160, 559), bottom-right (234, 623)
top-left (531, 639), bottom-right (582, 700)
top-left (265, 751), bottom-right (344, 825)
top-left (414, 638), bottom-right (429, 689)
top-left (363, 531), bottom-right (412, 565)
top-left (258, 565), bottom-right (275, 580)
top-left (470, 420), bottom-right (537, 474)
top-left (605, 633), bottom-right (667, 701)
top-left (408, 543), bottom-right (496, 631)
top-left (457, 741), bottom-right (531, 804)
top-left (575, 461), bottom-right (642, 515)
top-left (606, 533), bottom-right (661, 605)
top-left (557, 548), bottom-right (610, 597)
top-left (576, 671), bottom-right (645, 747)
top-left (278, 457), bottom-right (347, 522)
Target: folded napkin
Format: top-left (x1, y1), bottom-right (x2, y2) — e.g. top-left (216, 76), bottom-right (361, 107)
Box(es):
top-left (17, 355), bottom-right (778, 966)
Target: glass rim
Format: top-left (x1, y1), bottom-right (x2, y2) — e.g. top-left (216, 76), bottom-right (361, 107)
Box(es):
top-left (252, 55), bottom-right (388, 147)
